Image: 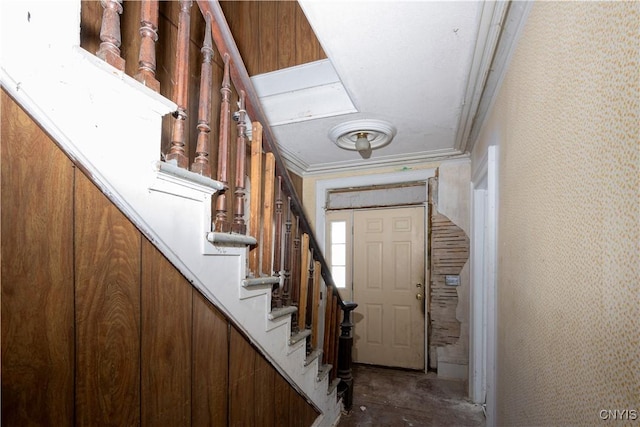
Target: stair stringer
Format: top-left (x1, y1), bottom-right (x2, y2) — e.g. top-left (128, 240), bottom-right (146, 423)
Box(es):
top-left (0, 2), bottom-right (341, 425)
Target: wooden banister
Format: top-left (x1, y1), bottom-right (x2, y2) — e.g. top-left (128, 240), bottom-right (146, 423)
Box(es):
top-left (197, 0), bottom-right (358, 406)
top-left (88, 0), bottom-right (358, 409)
top-left (196, 0), bottom-right (350, 311)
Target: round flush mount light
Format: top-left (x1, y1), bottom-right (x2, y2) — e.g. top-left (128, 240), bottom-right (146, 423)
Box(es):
top-left (328, 119), bottom-right (397, 153)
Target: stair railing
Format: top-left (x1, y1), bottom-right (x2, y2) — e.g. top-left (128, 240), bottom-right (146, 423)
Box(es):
top-left (85, 0), bottom-right (357, 412)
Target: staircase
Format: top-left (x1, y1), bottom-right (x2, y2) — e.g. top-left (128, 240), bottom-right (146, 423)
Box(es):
top-left (0, 1), bottom-right (352, 425)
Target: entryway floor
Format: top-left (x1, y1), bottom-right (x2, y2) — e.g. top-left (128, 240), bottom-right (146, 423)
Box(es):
top-left (338, 364), bottom-right (485, 427)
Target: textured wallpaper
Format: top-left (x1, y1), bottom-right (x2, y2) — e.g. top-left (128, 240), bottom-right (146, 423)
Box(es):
top-left (489, 1), bottom-right (639, 425)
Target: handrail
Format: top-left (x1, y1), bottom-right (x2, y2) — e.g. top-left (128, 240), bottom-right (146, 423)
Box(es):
top-left (197, 0), bottom-right (349, 310)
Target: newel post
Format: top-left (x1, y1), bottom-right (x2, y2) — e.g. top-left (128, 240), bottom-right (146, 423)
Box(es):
top-left (338, 301), bottom-right (358, 412)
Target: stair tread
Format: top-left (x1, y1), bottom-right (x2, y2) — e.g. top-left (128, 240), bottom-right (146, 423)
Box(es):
top-left (289, 329), bottom-right (311, 345)
top-left (268, 305), bottom-right (297, 320)
top-left (304, 349), bottom-right (323, 367)
top-left (317, 363), bottom-right (332, 382)
top-left (207, 231), bottom-right (256, 246)
top-left (327, 377), bottom-right (341, 395)
top-left (243, 276), bottom-right (279, 287)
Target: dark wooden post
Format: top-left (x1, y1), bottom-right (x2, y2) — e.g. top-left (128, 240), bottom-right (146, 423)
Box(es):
top-left (191, 14), bottom-right (214, 177)
top-left (281, 197), bottom-right (292, 307)
top-left (305, 251), bottom-right (315, 330)
top-left (96, 0), bottom-right (125, 71)
top-left (338, 302), bottom-right (358, 411)
top-left (165, 0), bottom-right (192, 169)
top-left (272, 176), bottom-right (283, 308)
top-left (290, 216), bottom-right (301, 330)
top-left (232, 91), bottom-right (247, 234)
top-left (134, 0), bottom-right (160, 92)
top-left (214, 55), bottom-right (231, 231)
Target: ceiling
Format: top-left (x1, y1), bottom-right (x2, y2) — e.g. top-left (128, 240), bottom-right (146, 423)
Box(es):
top-left (250, 1), bottom-right (516, 176)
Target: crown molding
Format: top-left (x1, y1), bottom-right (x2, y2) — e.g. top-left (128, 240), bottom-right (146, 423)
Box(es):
top-left (464, 1), bottom-right (534, 153)
top-left (277, 146), bottom-right (469, 177)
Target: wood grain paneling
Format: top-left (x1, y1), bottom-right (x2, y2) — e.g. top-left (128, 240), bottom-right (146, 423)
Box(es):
top-left (1, 89), bottom-right (75, 426)
top-left (275, 1), bottom-right (297, 71)
top-left (74, 171), bottom-right (141, 426)
top-left (192, 290), bottom-right (229, 427)
top-left (254, 352), bottom-right (277, 427)
top-left (274, 372), bottom-right (291, 426)
top-left (259, 1), bottom-right (279, 73)
top-left (220, 0), bottom-right (326, 75)
top-left (229, 326), bottom-right (256, 425)
top-left (2, 90), bottom-right (319, 427)
top-left (141, 239), bottom-right (192, 426)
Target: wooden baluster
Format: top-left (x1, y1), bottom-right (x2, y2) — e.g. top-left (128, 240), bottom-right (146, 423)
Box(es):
top-left (338, 302), bottom-right (358, 411)
top-left (322, 285), bottom-right (333, 365)
top-left (96, 0), bottom-right (125, 71)
top-left (165, 0), bottom-right (192, 169)
top-left (190, 14), bottom-right (214, 177)
top-left (214, 55), bottom-right (231, 231)
top-left (290, 216), bottom-right (301, 331)
top-left (281, 197), bottom-right (292, 307)
top-left (327, 294), bottom-right (337, 372)
top-left (248, 122), bottom-right (263, 276)
top-left (332, 295), bottom-right (340, 381)
top-left (232, 91), bottom-right (247, 234)
top-left (305, 252), bottom-right (315, 331)
top-left (298, 234), bottom-right (310, 332)
top-left (134, 0), bottom-right (160, 92)
top-left (311, 261), bottom-right (322, 349)
top-left (261, 153), bottom-right (275, 275)
top-left (304, 251), bottom-right (315, 353)
top-left (272, 176), bottom-right (283, 308)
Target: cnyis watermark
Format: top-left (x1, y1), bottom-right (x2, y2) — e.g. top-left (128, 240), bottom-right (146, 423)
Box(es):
top-left (599, 409), bottom-right (638, 421)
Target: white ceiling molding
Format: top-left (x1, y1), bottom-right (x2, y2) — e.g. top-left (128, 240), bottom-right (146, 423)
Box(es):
top-left (464, 1), bottom-right (534, 153)
top-left (285, 147), bottom-right (467, 177)
top-left (453, 1), bottom-right (509, 153)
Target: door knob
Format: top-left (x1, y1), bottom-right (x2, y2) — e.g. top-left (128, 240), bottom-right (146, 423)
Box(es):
top-left (416, 293), bottom-right (423, 301)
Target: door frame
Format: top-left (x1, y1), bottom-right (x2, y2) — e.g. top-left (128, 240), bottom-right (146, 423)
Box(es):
top-left (315, 168), bottom-right (437, 372)
top-left (469, 146), bottom-right (498, 424)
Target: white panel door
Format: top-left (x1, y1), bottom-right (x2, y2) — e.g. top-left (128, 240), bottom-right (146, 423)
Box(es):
top-left (352, 206), bottom-right (425, 369)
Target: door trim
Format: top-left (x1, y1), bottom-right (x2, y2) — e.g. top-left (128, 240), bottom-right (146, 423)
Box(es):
top-left (315, 167), bottom-right (437, 372)
top-left (315, 168), bottom-right (437, 254)
top-left (469, 146), bottom-right (499, 426)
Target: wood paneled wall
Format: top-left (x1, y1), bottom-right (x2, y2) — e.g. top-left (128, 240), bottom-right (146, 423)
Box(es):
top-left (220, 1), bottom-right (326, 75)
top-left (1, 89), bottom-right (318, 426)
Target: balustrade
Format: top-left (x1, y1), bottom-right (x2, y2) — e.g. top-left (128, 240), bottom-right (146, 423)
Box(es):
top-left (85, 0), bottom-right (357, 412)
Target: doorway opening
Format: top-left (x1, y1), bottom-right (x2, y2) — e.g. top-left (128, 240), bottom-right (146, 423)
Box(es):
top-left (324, 181), bottom-right (429, 371)
top-left (315, 168), bottom-right (437, 372)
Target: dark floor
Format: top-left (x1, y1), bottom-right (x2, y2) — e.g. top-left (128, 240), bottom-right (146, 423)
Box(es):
top-left (339, 364), bottom-right (485, 427)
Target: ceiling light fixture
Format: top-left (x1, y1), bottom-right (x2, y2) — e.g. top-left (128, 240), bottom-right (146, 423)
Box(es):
top-left (355, 132), bottom-right (371, 152)
top-left (329, 119), bottom-right (397, 159)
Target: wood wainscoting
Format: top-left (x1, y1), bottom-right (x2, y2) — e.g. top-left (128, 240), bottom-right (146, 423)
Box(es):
top-left (1, 88), bottom-right (319, 426)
